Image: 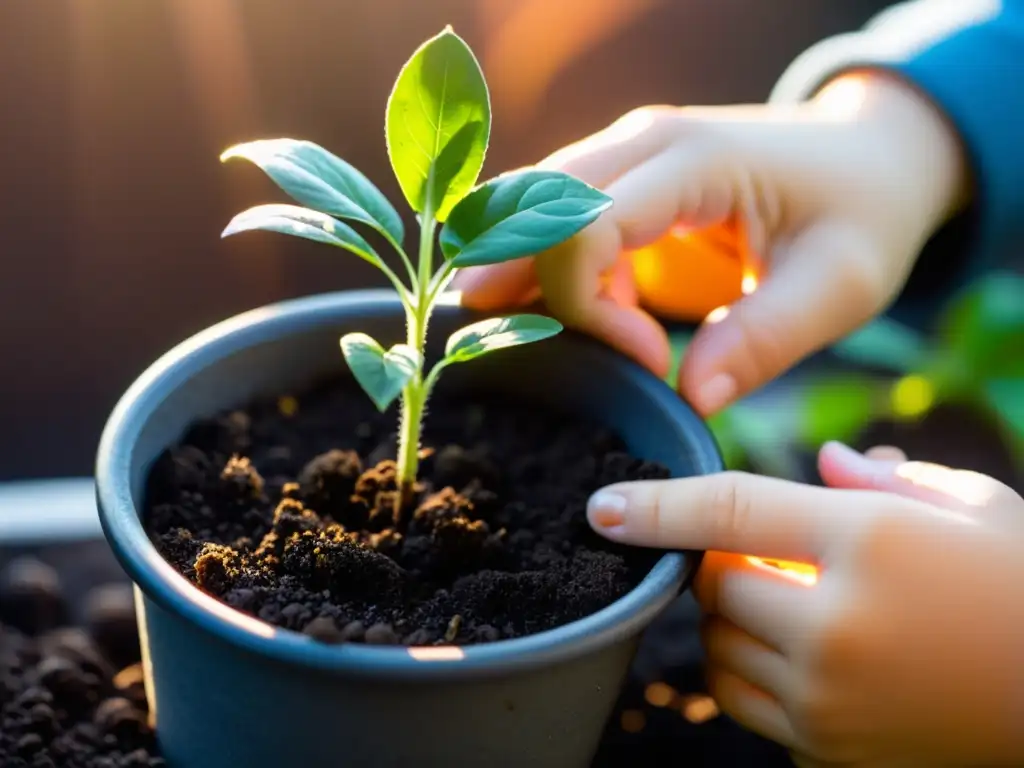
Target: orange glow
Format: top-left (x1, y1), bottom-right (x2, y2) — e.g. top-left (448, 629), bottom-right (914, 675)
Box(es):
top-left (644, 681), bottom-right (676, 708)
top-left (165, 0), bottom-right (261, 138)
top-left (620, 709), bottom-right (646, 733)
top-left (747, 557), bottom-right (819, 586)
top-left (741, 271), bottom-right (759, 295)
top-left (407, 646), bottom-right (466, 662)
top-left (681, 694), bottom-right (720, 724)
top-left (705, 305), bottom-right (731, 325)
top-left (632, 223), bottom-right (746, 321)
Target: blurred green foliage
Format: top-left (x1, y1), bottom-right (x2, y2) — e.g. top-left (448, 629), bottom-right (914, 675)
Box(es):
top-left (668, 271), bottom-right (1024, 475)
top-left (824, 271), bottom-right (1024, 462)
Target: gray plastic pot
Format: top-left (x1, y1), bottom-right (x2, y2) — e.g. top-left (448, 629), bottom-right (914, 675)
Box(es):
top-left (95, 289), bottom-right (722, 768)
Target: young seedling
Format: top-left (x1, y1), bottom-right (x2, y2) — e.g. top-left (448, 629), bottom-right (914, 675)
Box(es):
top-left (219, 27), bottom-right (613, 505)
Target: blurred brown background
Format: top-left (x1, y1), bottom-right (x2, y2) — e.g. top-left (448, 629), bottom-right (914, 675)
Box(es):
top-left (0, 0), bottom-right (890, 480)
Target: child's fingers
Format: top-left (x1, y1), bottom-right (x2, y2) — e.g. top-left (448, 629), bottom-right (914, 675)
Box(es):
top-left (701, 614), bottom-right (793, 701)
top-left (537, 106), bottom-right (678, 187)
top-left (707, 667), bottom-right (802, 753)
top-left (695, 551), bottom-right (816, 654)
top-left (452, 261), bottom-right (536, 310)
top-left (679, 218), bottom-right (886, 415)
top-left (819, 442), bottom-right (1024, 527)
top-left (535, 214), bottom-right (671, 377)
top-left (585, 470), bottom-right (902, 564)
top-left (863, 445), bottom-right (907, 462)
top-left (454, 108), bottom-right (679, 313)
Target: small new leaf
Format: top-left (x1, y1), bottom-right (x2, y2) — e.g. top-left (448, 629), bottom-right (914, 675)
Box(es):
top-left (222, 204), bottom-right (382, 267)
top-left (444, 315), bottom-right (563, 363)
top-left (340, 333), bottom-right (421, 412)
top-left (385, 26), bottom-right (490, 221)
top-left (440, 170), bottom-right (613, 267)
top-left (221, 139), bottom-right (404, 243)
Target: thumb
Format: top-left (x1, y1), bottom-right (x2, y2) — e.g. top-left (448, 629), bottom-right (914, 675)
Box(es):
top-left (680, 219), bottom-right (888, 415)
top-left (586, 471), bottom-right (899, 564)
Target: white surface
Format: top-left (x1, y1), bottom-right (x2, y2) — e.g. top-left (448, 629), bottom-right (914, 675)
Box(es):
top-left (0, 477), bottom-right (101, 543)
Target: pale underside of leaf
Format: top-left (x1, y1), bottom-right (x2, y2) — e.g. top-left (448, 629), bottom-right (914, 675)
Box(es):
top-left (222, 204), bottom-right (382, 267)
top-left (444, 314), bottom-right (563, 363)
top-left (340, 333), bottom-right (421, 412)
top-left (221, 138), bottom-right (404, 243)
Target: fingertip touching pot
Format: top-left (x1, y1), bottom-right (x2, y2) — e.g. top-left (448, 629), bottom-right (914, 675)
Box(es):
top-left (95, 290), bottom-right (721, 768)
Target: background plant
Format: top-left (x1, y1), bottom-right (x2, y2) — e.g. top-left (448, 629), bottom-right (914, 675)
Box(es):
top-left (667, 332), bottom-right (808, 479)
top-left (800, 271), bottom-right (1024, 463)
top-left (668, 271), bottom-right (1024, 479)
top-left (219, 27), bottom-right (612, 502)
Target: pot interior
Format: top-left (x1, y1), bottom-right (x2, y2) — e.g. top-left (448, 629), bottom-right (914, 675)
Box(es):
top-left (126, 292), bottom-right (721, 506)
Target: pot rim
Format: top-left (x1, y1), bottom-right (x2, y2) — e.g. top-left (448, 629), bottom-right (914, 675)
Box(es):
top-left (96, 289), bottom-right (719, 682)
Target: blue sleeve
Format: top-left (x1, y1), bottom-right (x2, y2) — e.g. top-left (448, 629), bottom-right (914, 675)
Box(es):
top-left (769, 0), bottom-right (1024, 324)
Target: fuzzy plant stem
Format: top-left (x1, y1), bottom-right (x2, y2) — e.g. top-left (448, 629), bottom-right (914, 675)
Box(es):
top-left (395, 208), bottom-right (438, 502)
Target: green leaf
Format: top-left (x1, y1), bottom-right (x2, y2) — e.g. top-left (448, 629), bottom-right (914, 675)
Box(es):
top-left (710, 404), bottom-right (805, 479)
top-left (984, 378), bottom-right (1024, 441)
top-left (444, 314), bottom-right (563, 363)
top-left (339, 333), bottom-right (421, 411)
top-left (439, 170), bottom-right (613, 267)
top-left (830, 317), bottom-right (930, 373)
top-left (706, 410), bottom-right (747, 470)
top-left (797, 374), bottom-right (884, 446)
top-left (222, 204), bottom-right (382, 267)
top-left (940, 272), bottom-right (1024, 379)
top-left (221, 139), bottom-right (404, 243)
top-left (385, 26), bottom-right (490, 221)
top-left (666, 331), bottom-right (694, 386)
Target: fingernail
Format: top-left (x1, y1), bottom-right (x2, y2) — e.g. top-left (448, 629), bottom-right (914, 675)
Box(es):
top-left (588, 490), bottom-right (627, 536)
top-left (696, 373), bottom-right (737, 414)
top-left (825, 441), bottom-right (896, 472)
top-left (863, 445), bottom-right (908, 463)
top-left (452, 271), bottom-right (483, 293)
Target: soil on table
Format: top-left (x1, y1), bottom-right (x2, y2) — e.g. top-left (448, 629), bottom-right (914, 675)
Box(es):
top-left (143, 377), bottom-right (667, 646)
top-left (2, 395), bottom-right (1015, 768)
top-left (0, 556), bottom-right (160, 767)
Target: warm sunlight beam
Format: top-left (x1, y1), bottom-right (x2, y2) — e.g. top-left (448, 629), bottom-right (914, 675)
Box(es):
top-left (479, 0), bottom-right (661, 128)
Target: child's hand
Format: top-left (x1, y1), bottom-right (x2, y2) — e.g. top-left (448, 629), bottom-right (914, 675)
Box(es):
top-left (587, 444), bottom-right (1024, 766)
top-left (454, 72), bottom-right (968, 415)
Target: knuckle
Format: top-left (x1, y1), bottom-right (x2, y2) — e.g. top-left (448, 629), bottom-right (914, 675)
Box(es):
top-left (726, 307), bottom-right (793, 389)
top-left (617, 104), bottom-right (677, 131)
top-left (833, 250), bottom-right (890, 318)
top-left (958, 471), bottom-right (1024, 517)
top-left (701, 472), bottom-right (757, 541)
top-left (787, 681), bottom-right (834, 743)
top-left (648, 484), bottom-right (670, 542)
top-left (787, 615), bottom-right (865, 754)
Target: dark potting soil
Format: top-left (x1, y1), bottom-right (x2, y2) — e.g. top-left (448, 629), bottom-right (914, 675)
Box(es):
top-left (0, 544), bottom-right (796, 768)
top-left (0, 556), bottom-right (160, 768)
top-left (142, 377), bottom-right (667, 646)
